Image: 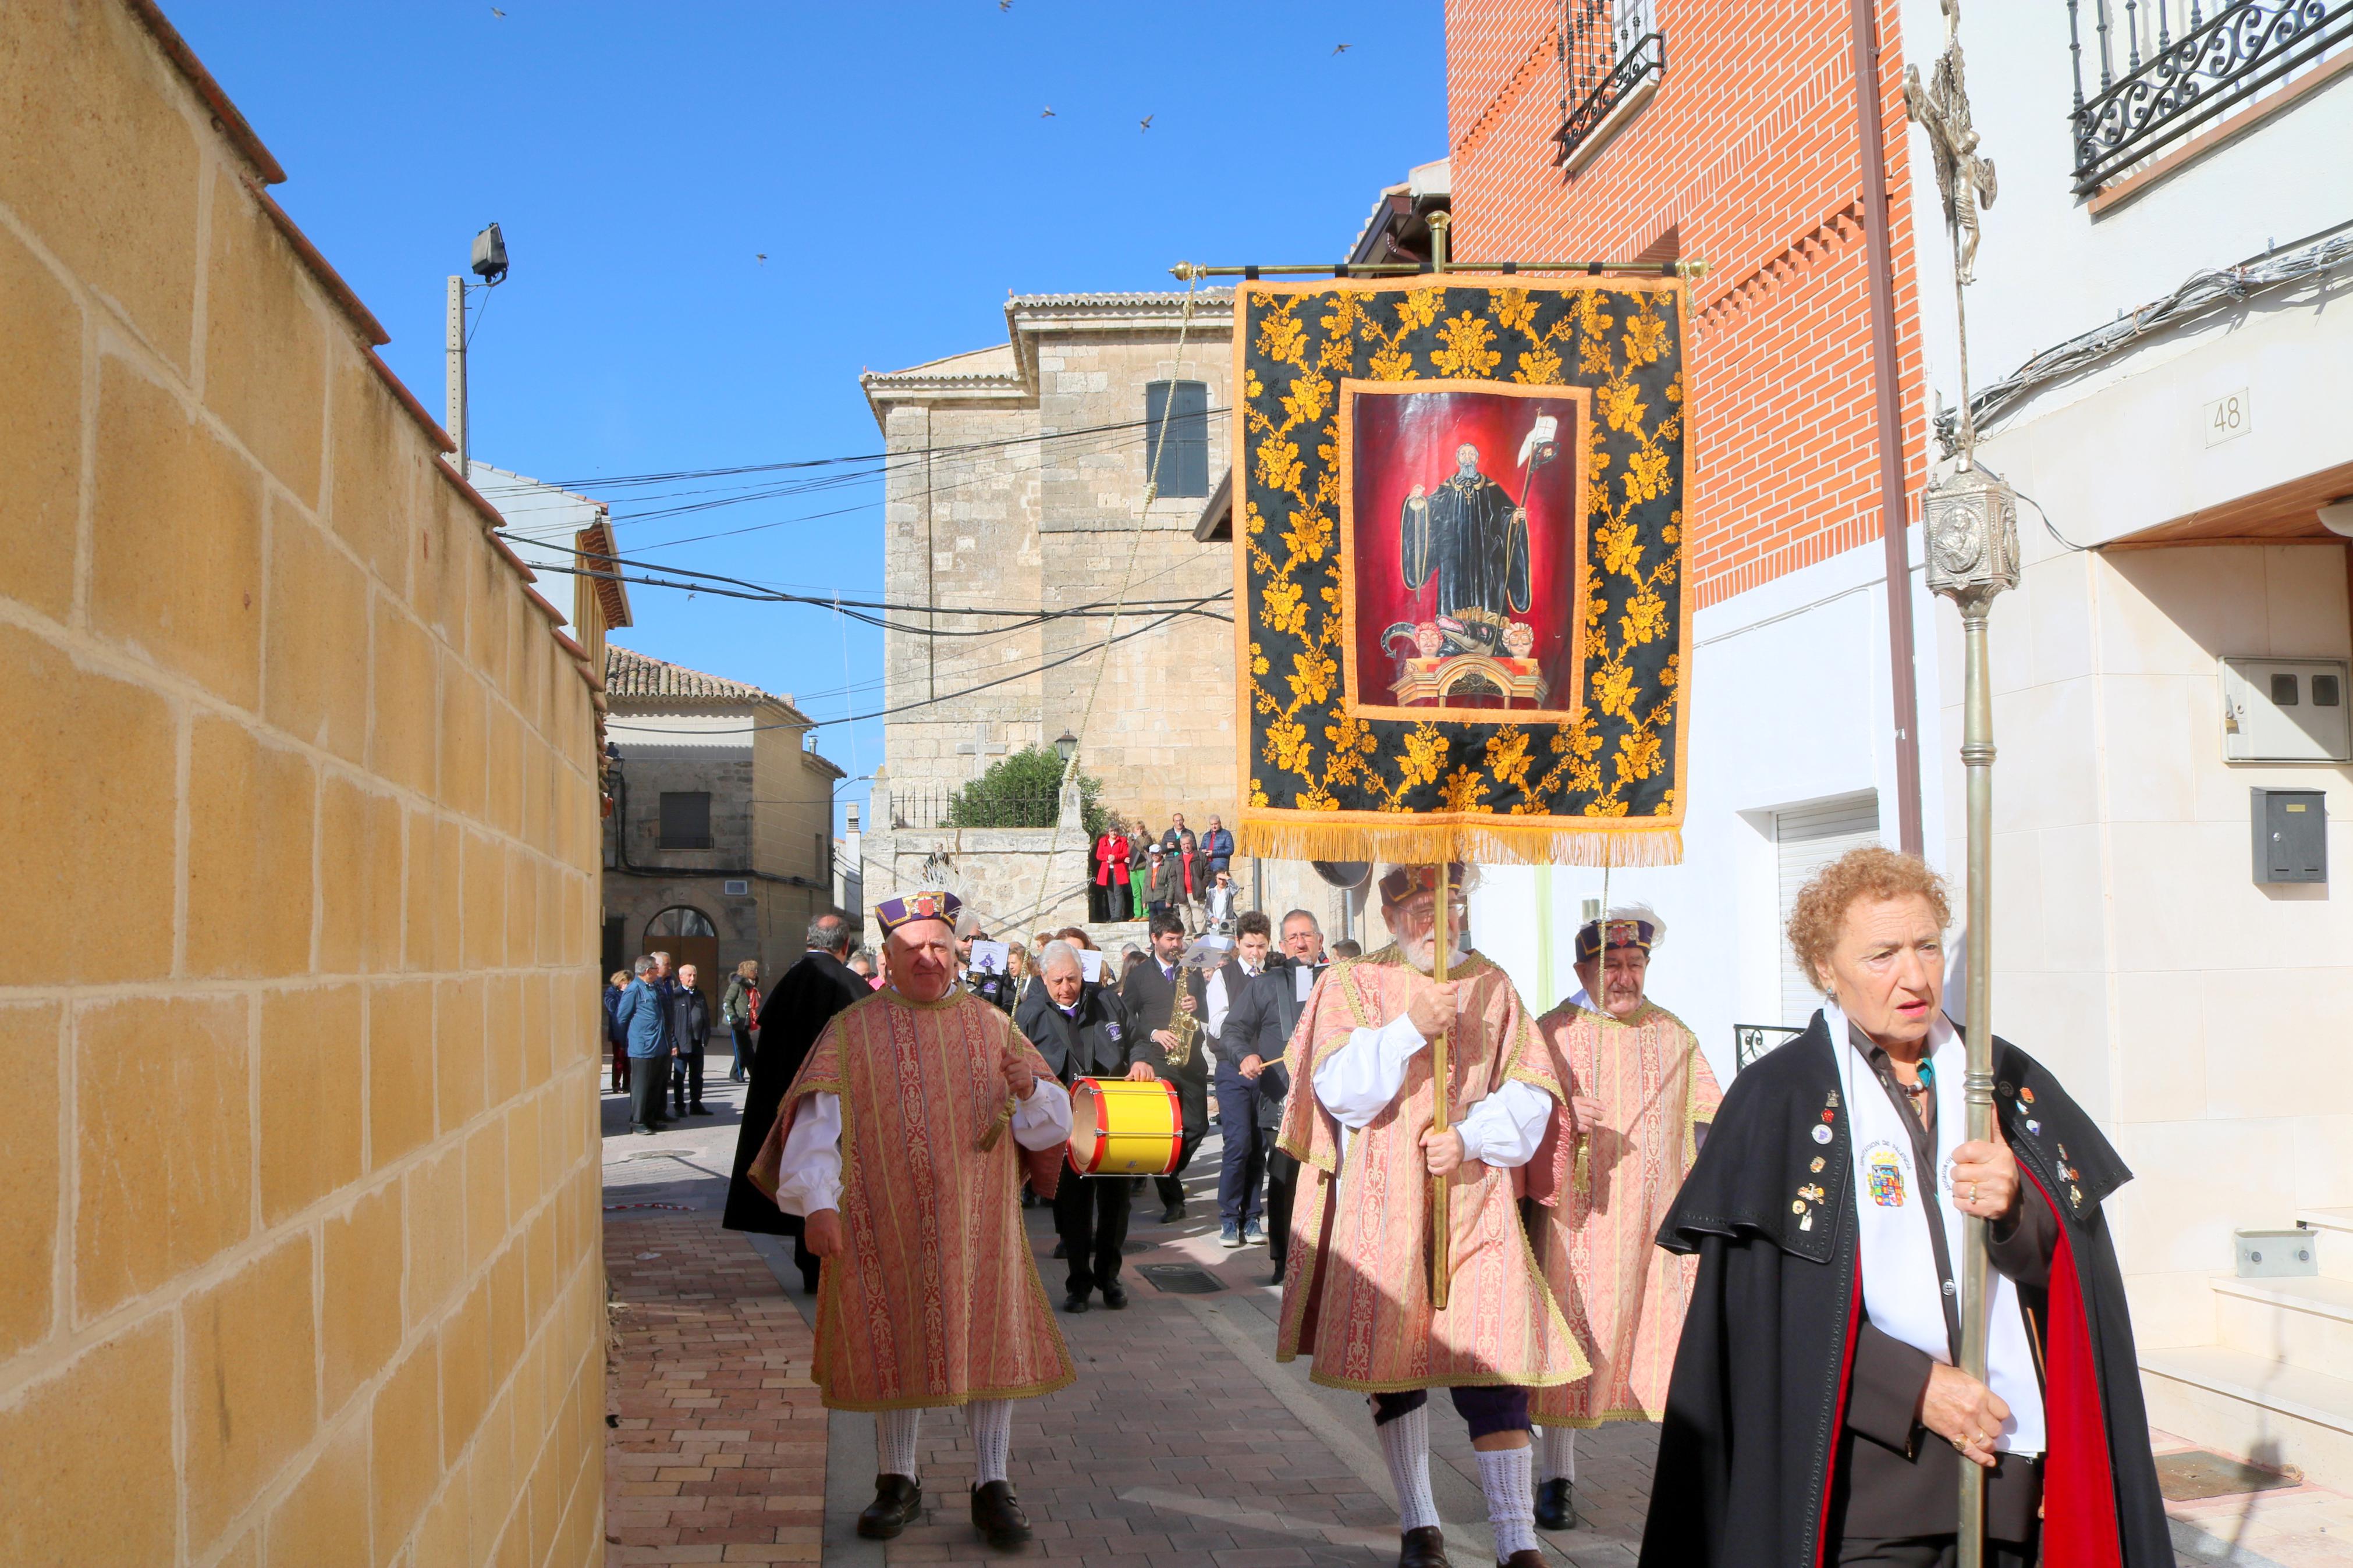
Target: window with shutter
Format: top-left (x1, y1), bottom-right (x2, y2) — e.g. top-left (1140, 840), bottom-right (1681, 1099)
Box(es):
top-left (1773, 791), bottom-right (1881, 1026)
top-left (1144, 379), bottom-right (1210, 499)
top-left (658, 791), bottom-right (713, 850)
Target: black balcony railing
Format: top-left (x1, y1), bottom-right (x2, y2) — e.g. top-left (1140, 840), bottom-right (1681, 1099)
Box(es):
top-left (1734, 1022), bottom-right (1807, 1069)
top-left (1553, 0), bottom-right (1666, 169)
top-left (2068, 0), bottom-right (2353, 193)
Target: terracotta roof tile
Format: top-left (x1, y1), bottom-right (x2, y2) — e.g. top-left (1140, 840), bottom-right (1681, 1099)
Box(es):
top-left (605, 644), bottom-right (771, 703)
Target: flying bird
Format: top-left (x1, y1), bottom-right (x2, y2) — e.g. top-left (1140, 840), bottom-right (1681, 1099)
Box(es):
top-left (491, 5), bottom-right (505, 14)
top-left (999, 0), bottom-right (1012, 9)
top-left (1332, 42), bottom-right (1353, 55)
top-left (1040, 106), bottom-right (1056, 117)
top-left (755, 253), bottom-right (768, 264)
top-left (1139, 114), bottom-right (1154, 132)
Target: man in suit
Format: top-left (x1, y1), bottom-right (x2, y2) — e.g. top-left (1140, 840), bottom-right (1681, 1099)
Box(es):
top-left (1120, 911), bottom-right (1208, 1223)
top-left (1220, 908), bottom-right (1328, 1282)
top-left (723, 910), bottom-right (869, 1291)
top-left (1207, 911), bottom-right (1274, 1249)
top-left (668, 962), bottom-right (715, 1117)
top-left (1017, 941), bottom-right (1162, 1313)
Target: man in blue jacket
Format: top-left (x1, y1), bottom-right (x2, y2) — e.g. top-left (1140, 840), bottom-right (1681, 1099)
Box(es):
top-left (613, 954), bottom-right (674, 1135)
top-left (1199, 815), bottom-right (1235, 880)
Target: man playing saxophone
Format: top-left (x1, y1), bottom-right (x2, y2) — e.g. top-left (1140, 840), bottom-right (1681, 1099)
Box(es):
top-left (1121, 910), bottom-right (1209, 1224)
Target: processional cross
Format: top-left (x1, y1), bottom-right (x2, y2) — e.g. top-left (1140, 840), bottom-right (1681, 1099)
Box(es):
top-left (1905, 2), bottom-right (2017, 1564)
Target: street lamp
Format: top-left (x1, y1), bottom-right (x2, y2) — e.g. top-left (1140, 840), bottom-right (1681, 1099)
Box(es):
top-left (1052, 730), bottom-right (1078, 765)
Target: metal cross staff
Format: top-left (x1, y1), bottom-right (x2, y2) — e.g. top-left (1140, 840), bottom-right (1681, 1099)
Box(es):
top-left (1906, 2), bottom-right (2018, 1562)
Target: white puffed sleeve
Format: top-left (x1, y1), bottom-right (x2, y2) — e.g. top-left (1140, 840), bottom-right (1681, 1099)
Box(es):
top-left (771, 1093), bottom-right (844, 1217)
top-left (1453, 1078), bottom-right (1552, 1169)
top-left (1010, 1076), bottom-right (1073, 1150)
top-left (1312, 1012), bottom-right (1429, 1129)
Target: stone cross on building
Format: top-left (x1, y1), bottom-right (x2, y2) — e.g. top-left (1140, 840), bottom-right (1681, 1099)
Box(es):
top-left (953, 720), bottom-right (1009, 776)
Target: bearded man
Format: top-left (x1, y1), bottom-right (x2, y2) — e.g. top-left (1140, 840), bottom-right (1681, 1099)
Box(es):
top-left (1277, 864), bottom-right (1586, 1568)
top-left (1523, 904), bottom-right (1720, 1531)
top-left (747, 891), bottom-right (1076, 1551)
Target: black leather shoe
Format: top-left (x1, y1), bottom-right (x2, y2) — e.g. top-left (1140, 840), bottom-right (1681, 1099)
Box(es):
top-left (856, 1474), bottom-right (921, 1538)
top-left (1100, 1281), bottom-right (1127, 1309)
top-left (1399, 1524), bottom-right (1450, 1567)
top-left (1050, 1239), bottom-right (1066, 1258)
top-left (1062, 1290), bottom-right (1090, 1313)
top-left (1160, 1200), bottom-right (1186, 1224)
top-left (1534, 1477), bottom-right (1577, 1530)
top-left (687, 1104), bottom-right (714, 1116)
top-left (971, 1480), bottom-right (1032, 1547)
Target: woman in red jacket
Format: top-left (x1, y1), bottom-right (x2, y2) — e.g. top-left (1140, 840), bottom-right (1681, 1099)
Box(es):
top-left (1092, 827), bottom-right (1130, 922)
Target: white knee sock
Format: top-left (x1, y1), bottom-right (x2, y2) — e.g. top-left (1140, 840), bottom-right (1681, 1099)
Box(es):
top-left (1476, 1445), bottom-right (1539, 1559)
top-left (875, 1407), bottom-right (922, 1481)
top-left (1538, 1424), bottom-right (1575, 1484)
top-left (1377, 1403), bottom-right (1443, 1533)
top-left (967, 1399), bottom-right (1013, 1487)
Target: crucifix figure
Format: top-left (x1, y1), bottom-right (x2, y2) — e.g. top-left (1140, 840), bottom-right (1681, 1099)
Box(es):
top-left (1905, 0), bottom-right (1999, 466)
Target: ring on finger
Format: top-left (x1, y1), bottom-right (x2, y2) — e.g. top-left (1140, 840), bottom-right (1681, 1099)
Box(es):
top-left (1951, 1435), bottom-right (1968, 1452)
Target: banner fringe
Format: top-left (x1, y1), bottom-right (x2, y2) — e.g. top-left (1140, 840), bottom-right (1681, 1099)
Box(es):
top-left (1234, 818), bottom-right (1683, 870)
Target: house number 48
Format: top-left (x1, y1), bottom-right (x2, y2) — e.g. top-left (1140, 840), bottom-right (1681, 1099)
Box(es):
top-left (2204, 389), bottom-right (2251, 447)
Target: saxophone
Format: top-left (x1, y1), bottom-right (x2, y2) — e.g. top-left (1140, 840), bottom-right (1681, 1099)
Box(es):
top-left (1162, 972), bottom-right (1201, 1070)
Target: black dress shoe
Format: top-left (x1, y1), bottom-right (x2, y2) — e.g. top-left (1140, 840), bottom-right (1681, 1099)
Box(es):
top-left (1050, 1239), bottom-right (1066, 1258)
top-left (1399, 1524), bottom-right (1450, 1567)
top-left (856, 1473), bottom-right (921, 1538)
top-left (971, 1480), bottom-right (1032, 1547)
top-left (1534, 1477), bottom-right (1577, 1530)
top-left (687, 1104), bottom-right (714, 1115)
top-left (1100, 1281), bottom-right (1127, 1309)
top-left (1062, 1290), bottom-right (1090, 1313)
top-left (1160, 1200), bottom-right (1186, 1224)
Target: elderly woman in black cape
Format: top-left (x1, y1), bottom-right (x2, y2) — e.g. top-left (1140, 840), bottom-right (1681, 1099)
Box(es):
top-left (1639, 848), bottom-right (2169, 1568)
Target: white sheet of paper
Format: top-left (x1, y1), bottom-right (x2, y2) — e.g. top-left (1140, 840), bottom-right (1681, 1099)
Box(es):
top-left (1079, 950), bottom-right (1105, 983)
top-left (970, 940), bottom-right (1009, 976)
top-left (1296, 967), bottom-right (1314, 1001)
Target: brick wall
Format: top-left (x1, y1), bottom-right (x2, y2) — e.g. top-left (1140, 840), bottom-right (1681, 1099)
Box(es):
top-left (1445, 0), bottom-right (1927, 609)
top-left (0, 3), bottom-right (608, 1564)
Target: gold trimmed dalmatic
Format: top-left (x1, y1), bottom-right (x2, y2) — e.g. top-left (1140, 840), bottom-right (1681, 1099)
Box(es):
top-left (1525, 1000), bottom-right (1720, 1425)
top-left (747, 988), bottom-right (1076, 1411)
top-left (1275, 947), bottom-right (1587, 1393)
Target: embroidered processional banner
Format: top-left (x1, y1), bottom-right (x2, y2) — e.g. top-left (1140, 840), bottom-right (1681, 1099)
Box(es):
top-left (1230, 278), bottom-right (1690, 866)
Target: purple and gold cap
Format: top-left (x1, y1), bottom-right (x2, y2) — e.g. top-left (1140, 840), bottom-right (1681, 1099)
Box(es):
top-left (875, 890), bottom-right (960, 938)
top-left (1376, 863), bottom-right (1468, 906)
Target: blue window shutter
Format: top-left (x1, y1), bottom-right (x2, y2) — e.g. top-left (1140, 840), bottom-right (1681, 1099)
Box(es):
top-left (1145, 379), bottom-right (1211, 499)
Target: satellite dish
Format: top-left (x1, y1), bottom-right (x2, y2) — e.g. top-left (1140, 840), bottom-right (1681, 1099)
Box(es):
top-left (1311, 860), bottom-right (1372, 890)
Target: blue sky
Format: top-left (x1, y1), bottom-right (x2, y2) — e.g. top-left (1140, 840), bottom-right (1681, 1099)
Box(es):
top-left (167, 1), bottom-right (1447, 824)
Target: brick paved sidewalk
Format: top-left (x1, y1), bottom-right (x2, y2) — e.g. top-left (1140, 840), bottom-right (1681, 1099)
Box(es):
top-left (604, 1215), bottom-right (826, 1565)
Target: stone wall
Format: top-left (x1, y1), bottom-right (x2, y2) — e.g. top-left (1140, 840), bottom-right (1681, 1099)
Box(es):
top-left (0, 3), bottom-right (608, 1563)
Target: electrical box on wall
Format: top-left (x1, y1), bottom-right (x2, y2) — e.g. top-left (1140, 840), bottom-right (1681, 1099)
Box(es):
top-left (2221, 657), bottom-right (2351, 762)
top-left (2251, 788), bottom-right (2327, 884)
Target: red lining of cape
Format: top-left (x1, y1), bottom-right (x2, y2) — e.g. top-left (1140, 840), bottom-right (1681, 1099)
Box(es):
top-left (1816, 1249), bottom-right (1865, 1568)
top-left (2022, 1164), bottom-right (2125, 1568)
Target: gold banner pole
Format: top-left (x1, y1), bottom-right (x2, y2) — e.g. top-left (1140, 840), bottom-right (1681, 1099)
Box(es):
top-left (1429, 858), bottom-right (1454, 1311)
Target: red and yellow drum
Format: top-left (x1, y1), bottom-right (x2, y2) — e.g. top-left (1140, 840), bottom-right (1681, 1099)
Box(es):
top-left (1067, 1077), bottom-right (1183, 1176)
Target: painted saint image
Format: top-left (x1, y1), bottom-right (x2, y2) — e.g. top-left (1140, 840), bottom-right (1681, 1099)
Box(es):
top-left (1402, 441), bottom-right (1534, 631)
top-left (1344, 385), bottom-right (1585, 716)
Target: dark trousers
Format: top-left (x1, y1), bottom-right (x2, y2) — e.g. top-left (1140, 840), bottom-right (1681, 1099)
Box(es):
top-left (1372, 1385), bottom-right (1530, 1441)
top-left (1154, 1124), bottom-right (1208, 1210)
top-left (729, 1023), bottom-right (755, 1082)
top-left (1266, 1149), bottom-right (1299, 1267)
top-left (628, 1055), bottom-right (668, 1127)
top-left (612, 1038), bottom-right (631, 1092)
top-left (670, 1048), bottom-right (705, 1112)
top-left (1215, 1075), bottom-right (1269, 1226)
top-left (1053, 1172), bottom-right (1131, 1296)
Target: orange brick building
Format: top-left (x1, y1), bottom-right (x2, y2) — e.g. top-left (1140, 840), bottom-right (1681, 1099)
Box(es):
top-left (1446, 0), bottom-right (1928, 612)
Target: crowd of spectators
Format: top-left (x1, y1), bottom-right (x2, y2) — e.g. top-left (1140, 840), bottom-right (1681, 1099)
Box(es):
top-left (1087, 810), bottom-right (1238, 933)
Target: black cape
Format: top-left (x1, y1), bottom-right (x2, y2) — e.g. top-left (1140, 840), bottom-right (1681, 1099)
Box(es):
top-left (722, 950), bottom-right (869, 1237)
top-left (1638, 1015), bottom-right (2171, 1568)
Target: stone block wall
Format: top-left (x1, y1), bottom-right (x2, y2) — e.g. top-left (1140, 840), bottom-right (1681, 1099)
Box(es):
top-left (0, 3), bottom-right (608, 1564)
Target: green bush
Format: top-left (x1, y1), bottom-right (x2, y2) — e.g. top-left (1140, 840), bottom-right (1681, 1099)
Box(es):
top-left (945, 746), bottom-right (1113, 837)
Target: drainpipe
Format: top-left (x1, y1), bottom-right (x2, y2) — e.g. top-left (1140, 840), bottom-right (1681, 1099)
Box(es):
top-left (1848, 0), bottom-right (1925, 855)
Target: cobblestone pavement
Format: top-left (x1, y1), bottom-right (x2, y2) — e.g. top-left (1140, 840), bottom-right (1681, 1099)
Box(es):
top-left (601, 1047), bottom-right (2352, 1568)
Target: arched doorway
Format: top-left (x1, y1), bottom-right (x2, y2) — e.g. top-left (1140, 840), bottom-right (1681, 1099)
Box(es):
top-left (643, 906), bottom-right (721, 1005)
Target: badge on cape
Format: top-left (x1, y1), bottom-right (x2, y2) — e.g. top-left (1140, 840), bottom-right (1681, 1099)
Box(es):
top-left (1864, 1141), bottom-right (1907, 1207)
top-left (1812, 1123), bottom-right (1833, 1145)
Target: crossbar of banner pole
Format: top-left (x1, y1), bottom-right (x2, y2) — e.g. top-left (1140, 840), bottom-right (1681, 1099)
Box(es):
top-left (1170, 259), bottom-right (1709, 280)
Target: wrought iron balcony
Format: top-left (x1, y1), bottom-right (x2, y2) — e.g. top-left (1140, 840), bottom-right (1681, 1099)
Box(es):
top-left (2068, 0), bottom-right (2353, 193)
top-left (1734, 1022), bottom-right (1807, 1069)
top-left (1553, 0), bottom-right (1666, 171)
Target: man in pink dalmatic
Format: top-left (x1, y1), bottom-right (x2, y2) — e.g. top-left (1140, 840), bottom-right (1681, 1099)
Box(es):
top-left (1524, 903), bottom-right (1720, 1531)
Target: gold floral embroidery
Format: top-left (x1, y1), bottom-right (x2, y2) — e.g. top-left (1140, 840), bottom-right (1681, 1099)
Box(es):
top-left (1432, 312), bottom-right (1501, 379)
